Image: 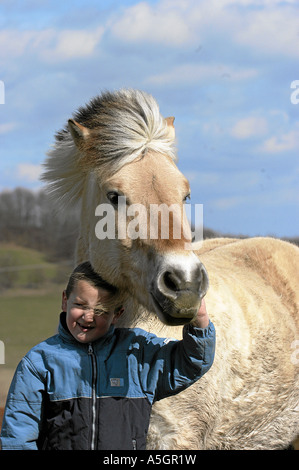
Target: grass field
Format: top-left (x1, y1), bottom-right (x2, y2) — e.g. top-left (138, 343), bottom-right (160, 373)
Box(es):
top-left (0, 243), bottom-right (73, 409)
top-left (0, 242), bottom-right (70, 288)
top-left (0, 287), bottom-right (66, 408)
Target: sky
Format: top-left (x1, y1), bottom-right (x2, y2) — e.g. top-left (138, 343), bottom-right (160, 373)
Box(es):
top-left (0, 0), bottom-right (298, 237)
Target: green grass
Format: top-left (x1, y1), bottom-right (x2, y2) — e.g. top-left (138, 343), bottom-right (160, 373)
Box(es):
top-left (0, 285), bottom-right (66, 408)
top-left (0, 287), bottom-right (63, 369)
top-left (0, 243), bottom-right (70, 288)
top-left (0, 243), bottom-right (74, 407)
top-left (0, 243), bottom-right (49, 263)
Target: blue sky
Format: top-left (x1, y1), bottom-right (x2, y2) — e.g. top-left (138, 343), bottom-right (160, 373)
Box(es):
top-left (0, 0), bottom-right (298, 237)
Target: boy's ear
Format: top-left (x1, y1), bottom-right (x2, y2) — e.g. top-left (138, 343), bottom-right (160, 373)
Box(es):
top-left (62, 290), bottom-right (67, 312)
top-left (112, 307), bottom-right (124, 324)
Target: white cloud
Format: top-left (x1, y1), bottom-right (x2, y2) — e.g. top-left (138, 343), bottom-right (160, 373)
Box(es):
top-left (211, 195), bottom-right (245, 210)
top-left (211, 185), bottom-right (299, 211)
top-left (147, 63), bottom-right (257, 85)
top-left (111, 1), bottom-right (196, 46)
top-left (0, 29), bottom-right (52, 60)
top-left (0, 26), bottom-right (104, 62)
top-left (110, 0), bottom-right (299, 59)
top-left (259, 122), bottom-right (299, 153)
top-left (17, 164), bottom-right (42, 182)
top-left (199, 0), bottom-right (299, 58)
top-left (231, 116), bottom-right (268, 139)
top-left (234, 7), bottom-right (299, 58)
top-left (1, 1), bottom-right (298, 63)
top-left (0, 122), bottom-right (18, 134)
top-left (44, 27), bottom-right (104, 61)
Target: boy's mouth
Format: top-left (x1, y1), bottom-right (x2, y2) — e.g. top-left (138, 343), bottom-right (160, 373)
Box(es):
top-left (77, 322), bottom-right (95, 331)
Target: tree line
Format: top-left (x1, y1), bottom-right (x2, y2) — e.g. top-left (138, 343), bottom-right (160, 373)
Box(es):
top-left (0, 187), bottom-right (297, 263)
top-left (0, 187), bottom-right (79, 261)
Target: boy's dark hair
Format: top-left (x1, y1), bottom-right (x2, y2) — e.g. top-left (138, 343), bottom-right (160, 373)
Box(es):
top-left (65, 262), bottom-right (118, 299)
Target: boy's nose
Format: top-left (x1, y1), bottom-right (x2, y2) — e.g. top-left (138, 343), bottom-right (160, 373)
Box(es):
top-left (82, 310), bottom-right (94, 321)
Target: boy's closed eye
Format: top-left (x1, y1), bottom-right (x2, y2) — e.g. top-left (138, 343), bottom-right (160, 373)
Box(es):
top-left (73, 302), bottom-right (89, 309)
top-left (94, 308), bottom-right (108, 316)
top-left (73, 302), bottom-right (109, 316)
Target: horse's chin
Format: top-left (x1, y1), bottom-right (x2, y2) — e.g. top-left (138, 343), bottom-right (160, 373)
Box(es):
top-left (150, 292), bottom-right (197, 326)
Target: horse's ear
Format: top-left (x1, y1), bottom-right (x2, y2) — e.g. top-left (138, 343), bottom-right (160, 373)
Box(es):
top-left (68, 119), bottom-right (90, 147)
top-left (165, 116), bottom-right (175, 140)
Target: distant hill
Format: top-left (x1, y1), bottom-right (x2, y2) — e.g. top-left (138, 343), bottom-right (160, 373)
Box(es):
top-left (0, 242), bottom-right (72, 292)
top-left (0, 188), bottom-right (297, 267)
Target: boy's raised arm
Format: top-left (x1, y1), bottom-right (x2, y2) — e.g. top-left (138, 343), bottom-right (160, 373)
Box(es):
top-left (138, 300), bottom-right (216, 402)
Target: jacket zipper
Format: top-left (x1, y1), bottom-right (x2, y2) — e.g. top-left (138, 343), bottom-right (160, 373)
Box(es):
top-left (88, 343), bottom-right (97, 450)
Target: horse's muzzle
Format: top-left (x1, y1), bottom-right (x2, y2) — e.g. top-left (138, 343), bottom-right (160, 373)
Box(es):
top-left (151, 255), bottom-right (209, 326)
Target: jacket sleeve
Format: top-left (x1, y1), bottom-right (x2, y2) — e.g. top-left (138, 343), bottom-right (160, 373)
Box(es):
top-left (139, 321), bottom-right (216, 402)
top-left (0, 355), bottom-right (45, 450)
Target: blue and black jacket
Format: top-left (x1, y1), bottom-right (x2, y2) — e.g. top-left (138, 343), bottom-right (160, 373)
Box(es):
top-left (1, 312), bottom-right (215, 450)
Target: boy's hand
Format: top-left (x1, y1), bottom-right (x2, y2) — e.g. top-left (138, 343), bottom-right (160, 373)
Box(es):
top-left (191, 298), bottom-right (210, 328)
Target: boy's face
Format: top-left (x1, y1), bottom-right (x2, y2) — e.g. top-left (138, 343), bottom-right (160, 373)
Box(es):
top-left (62, 280), bottom-right (122, 343)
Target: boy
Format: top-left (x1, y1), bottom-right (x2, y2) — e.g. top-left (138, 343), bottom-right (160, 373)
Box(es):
top-left (0, 262), bottom-right (215, 450)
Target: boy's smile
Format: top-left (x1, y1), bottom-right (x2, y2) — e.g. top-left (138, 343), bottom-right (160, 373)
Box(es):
top-left (76, 322), bottom-right (95, 332)
top-left (62, 280), bottom-right (122, 343)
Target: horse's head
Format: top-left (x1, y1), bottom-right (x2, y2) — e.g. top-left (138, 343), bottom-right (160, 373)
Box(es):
top-left (42, 89), bottom-right (208, 326)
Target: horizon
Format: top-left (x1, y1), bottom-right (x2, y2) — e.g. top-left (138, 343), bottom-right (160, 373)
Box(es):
top-left (0, 0), bottom-right (298, 238)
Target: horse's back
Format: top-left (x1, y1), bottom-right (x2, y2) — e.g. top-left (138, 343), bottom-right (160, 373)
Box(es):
top-left (183, 236), bottom-right (299, 449)
top-left (198, 236), bottom-right (299, 328)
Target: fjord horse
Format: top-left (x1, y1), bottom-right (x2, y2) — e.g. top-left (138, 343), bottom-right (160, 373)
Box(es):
top-left (42, 89), bottom-right (299, 449)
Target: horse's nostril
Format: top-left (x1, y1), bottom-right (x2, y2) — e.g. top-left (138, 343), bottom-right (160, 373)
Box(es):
top-left (153, 258), bottom-right (209, 321)
top-left (158, 262), bottom-right (209, 299)
top-left (163, 271), bottom-right (179, 292)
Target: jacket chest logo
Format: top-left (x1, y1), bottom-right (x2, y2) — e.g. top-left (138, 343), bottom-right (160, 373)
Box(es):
top-left (110, 378), bottom-right (124, 387)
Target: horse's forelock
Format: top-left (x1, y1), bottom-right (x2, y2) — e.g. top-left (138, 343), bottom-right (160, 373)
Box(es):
top-left (42, 89), bottom-right (177, 206)
top-left (67, 88), bottom-right (176, 168)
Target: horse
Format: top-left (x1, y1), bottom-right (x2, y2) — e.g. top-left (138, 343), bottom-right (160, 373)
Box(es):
top-left (42, 89), bottom-right (299, 449)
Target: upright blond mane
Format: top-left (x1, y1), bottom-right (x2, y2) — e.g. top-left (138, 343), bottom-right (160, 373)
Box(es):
top-left (42, 89), bottom-right (176, 208)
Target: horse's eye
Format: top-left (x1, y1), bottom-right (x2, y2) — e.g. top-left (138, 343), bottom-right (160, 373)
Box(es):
top-left (107, 191), bottom-right (120, 207)
top-left (183, 193), bottom-right (191, 203)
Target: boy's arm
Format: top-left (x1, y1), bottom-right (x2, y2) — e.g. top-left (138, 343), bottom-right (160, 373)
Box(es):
top-left (140, 299), bottom-right (216, 402)
top-left (0, 356), bottom-right (45, 450)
